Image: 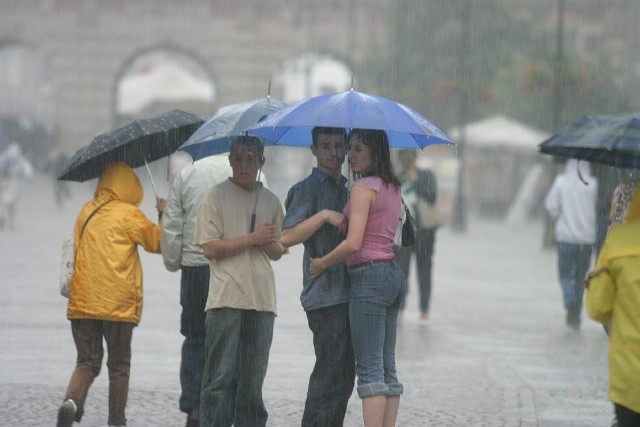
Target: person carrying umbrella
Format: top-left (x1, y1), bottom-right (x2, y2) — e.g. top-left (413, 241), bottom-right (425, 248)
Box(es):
top-left (194, 136), bottom-right (285, 427)
top-left (585, 184), bottom-right (640, 427)
top-left (310, 129), bottom-right (405, 427)
top-left (56, 161), bottom-right (165, 427)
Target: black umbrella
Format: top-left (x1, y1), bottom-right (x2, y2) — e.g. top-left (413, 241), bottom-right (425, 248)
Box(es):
top-left (539, 111), bottom-right (640, 169)
top-left (58, 109), bottom-right (204, 193)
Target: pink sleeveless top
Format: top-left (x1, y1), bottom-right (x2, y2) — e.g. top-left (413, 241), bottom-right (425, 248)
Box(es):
top-left (343, 176), bottom-right (401, 267)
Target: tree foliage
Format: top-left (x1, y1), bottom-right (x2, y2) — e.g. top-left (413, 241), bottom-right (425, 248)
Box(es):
top-left (357, 0), bottom-right (631, 133)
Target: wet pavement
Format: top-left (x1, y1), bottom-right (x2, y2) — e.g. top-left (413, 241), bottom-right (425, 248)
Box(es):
top-left (1, 173), bottom-right (613, 426)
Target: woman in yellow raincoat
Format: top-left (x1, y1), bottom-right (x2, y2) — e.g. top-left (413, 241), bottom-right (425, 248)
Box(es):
top-left (57, 161), bottom-right (164, 427)
top-left (585, 184), bottom-right (640, 427)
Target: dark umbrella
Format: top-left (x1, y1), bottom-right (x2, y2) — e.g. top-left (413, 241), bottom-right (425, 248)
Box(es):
top-left (179, 97), bottom-right (286, 160)
top-left (539, 111), bottom-right (640, 169)
top-left (58, 109), bottom-right (204, 193)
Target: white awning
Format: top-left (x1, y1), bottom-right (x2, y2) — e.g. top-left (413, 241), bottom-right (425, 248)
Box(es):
top-left (448, 115), bottom-right (550, 153)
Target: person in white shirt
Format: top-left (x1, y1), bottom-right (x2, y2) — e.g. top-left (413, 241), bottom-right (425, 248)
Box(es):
top-left (545, 159), bottom-right (598, 330)
top-left (161, 152), bottom-right (231, 427)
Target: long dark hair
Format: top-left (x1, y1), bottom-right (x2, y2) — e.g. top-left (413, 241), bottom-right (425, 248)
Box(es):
top-left (348, 128), bottom-right (401, 187)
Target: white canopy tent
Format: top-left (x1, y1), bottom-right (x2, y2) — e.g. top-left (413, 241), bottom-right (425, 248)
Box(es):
top-left (448, 115), bottom-right (552, 222)
top-left (448, 115), bottom-right (550, 153)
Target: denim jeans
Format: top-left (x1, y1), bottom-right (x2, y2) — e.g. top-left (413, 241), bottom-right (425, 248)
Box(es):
top-left (179, 265), bottom-right (209, 414)
top-left (65, 319), bottom-right (134, 426)
top-left (349, 261), bottom-right (405, 398)
top-left (200, 308), bottom-right (275, 427)
top-left (556, 242), bottom-right (592, 321)
top-left (302, 303), bottom-right (355, 426)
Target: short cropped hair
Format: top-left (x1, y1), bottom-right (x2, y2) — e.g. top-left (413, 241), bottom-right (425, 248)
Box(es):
top-left (312, 126), bottom-right (347, 146)
top-left (229, 135), bottom-right (264, 158)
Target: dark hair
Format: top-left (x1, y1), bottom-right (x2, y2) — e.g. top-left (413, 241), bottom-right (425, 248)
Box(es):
top-left (348, 128), bottom-right (401, 187)
top-left (312, 126), bottom-right (347, 146)
top-left (229, 135), bottom-right (264, 158)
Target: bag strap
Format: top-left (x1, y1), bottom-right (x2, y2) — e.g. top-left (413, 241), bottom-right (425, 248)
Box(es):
top-left (401, 197), bottom-right (411, 218)
top-left (74, 200), bottom-right (112, 260)
top-left (79, 200), bottom-right (112, 240)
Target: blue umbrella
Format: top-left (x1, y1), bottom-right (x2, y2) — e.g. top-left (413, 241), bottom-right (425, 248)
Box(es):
top-left (245, 89), bottom-right (453, 149)
top-left (539, 111), bottom-right (640, 169)
top-left (179, 97), bottom-right (286, 160)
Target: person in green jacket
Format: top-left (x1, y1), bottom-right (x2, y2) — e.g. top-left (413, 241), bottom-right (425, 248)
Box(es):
top-left (585, 183), bottom-right (640, 427)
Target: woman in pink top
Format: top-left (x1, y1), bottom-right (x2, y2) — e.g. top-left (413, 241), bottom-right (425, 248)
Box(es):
top-left (310, 129), bottom-right (406, 427)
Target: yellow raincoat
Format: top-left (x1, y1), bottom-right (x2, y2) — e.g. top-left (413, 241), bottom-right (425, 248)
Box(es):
top-left (586, 185), bottom-right (640, 413)
top-left (67, 162), bottom-right (161, 325)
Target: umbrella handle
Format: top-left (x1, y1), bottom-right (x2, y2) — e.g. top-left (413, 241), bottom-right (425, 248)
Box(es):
top-left (144, 158), bottom-right (159, 198)
top-left (249, 169), bottom-right (262, 232)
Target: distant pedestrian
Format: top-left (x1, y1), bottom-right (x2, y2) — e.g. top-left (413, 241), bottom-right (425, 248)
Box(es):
top-left (56, 161), bottom-right (165, 427)
top-left (395, 150), bottom-right (417, 323)
top-left (0, 142), bottom-right (33, 230)
top-left (281, 126), bottom-right (355, 426)
top-left (310, 129), bottom-right (405, 427)
top-left (585, 184), bottom-right (640, 427)
top-left (395, 149), bottom-right (442, 326)
top-left (410, 167), bottom-right (442, 325)
top-left (161, 152), bottom-right (232, 427)
top-left (46, 142), bottom-right (72, 208)
top-left (544, 159), bottom-right (598, 330)
top-left (194, 136), bottom-right (285, 427)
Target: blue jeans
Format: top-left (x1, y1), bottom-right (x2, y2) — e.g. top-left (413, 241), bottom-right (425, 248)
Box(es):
top-left (179, 265), bottom-right (209, 414)
top-left (200, 308), bottom-right (274, 427)
top-left (302, 303), bottom-right (355, 426)
top-left (557, 242), bottom-right (592, 321)
top-left (349, 261), bottom-right (405, 398)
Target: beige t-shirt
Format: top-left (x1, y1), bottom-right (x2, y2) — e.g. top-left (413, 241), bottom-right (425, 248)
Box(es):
top-left (194, 179), bottom-right (284, 314)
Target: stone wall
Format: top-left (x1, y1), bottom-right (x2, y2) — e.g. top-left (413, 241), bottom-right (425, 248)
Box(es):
top-left (0, 0), bottom-right (390, 151)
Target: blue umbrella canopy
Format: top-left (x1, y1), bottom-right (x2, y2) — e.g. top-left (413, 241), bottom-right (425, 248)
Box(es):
top-left (245, 90), bottom-right (453, 149)
top-left (179, 97), bottom-right (286, 160)
top-left (539, 111), bottom-right (640, 169)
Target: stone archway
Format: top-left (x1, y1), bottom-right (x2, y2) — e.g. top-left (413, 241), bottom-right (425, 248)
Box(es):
top-left (272, 51), bottom-right (353, 103)
top-left (112, 45), bottom-right (217, 192)
top-left (113, 46), bottom-right (217, 125)
top-left (264, 51), bottom-right (353, 200)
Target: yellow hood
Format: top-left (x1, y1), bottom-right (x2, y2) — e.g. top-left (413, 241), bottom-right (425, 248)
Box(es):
top-left (95, 161), bottom-right (143, 206)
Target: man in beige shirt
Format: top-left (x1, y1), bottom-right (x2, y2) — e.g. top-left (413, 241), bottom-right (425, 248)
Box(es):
top-left (194, 136), bottom-right (285, 427)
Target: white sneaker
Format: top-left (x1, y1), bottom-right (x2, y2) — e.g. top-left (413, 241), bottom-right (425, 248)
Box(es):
top-left (56, 399), bottom-right (75, 427)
